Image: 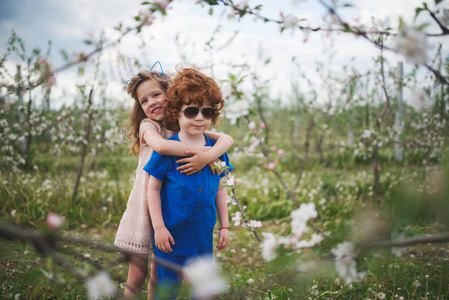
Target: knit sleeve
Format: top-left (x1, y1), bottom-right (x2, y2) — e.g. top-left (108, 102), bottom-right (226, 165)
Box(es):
top-left (139, 118), bottom-right (162, 146)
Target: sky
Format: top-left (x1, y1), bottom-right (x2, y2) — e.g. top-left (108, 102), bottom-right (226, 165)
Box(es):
top-left (0, 0), bottom-right (447, 109)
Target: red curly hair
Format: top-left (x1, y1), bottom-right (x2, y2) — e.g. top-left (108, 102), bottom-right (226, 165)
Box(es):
top-left (164, 68), bottom-right (224, 132)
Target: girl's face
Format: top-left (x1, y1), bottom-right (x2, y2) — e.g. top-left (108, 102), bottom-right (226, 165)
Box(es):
top-left (178, 103), bottom-right (212, 137)
top-left (136, 79), bottom-right (167, 122)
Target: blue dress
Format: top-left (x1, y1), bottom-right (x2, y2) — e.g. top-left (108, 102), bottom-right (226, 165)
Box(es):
top-left (143, 132), bottom-right (233, 298)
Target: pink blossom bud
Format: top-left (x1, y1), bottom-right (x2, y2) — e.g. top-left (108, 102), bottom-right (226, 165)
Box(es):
top-left (260, 123), bottom-right (266, 129)
top-left (248, 121), bottom-right (258, 132)
top-left (39, 58), bottom-right (49, 65)
top-left (47, 212), bottom-right (65, 229)
top-left (277, 149), bottom-right (284, 156)
top-left (267, 162), bottom-right (276, 170)
top-left (270, 145), bottom-right (277, 151)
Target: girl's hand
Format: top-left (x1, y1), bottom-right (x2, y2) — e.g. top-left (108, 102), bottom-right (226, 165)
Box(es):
top-left (154, 227), bottom-right (175, 253)
top-left (208, 159), bottom-right (220, 175)
top-left (216, 228), bottom-right (229, 251)
top-left (176, 149), bottom-right (211, 175)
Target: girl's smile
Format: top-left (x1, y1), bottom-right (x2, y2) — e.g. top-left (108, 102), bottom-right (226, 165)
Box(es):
top-left (137, 79), bottom-right (167, 121)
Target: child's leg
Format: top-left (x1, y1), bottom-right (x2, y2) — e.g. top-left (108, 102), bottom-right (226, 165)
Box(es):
top-left (124, 254), bottom-right (148, 298)
top-left (147, 253), bottom-right (158, 300)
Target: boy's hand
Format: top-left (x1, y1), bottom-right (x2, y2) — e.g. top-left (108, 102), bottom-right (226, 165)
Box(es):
top-left (154, 227), bottom-right (175, 253)
top-left (176, 149), bottom-right (211, 175)
top-left (216, 228), bottom-right (229, 250)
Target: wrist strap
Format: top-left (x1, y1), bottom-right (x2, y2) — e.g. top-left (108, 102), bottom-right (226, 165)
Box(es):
top-left (219, 227), bottom-right (230, 231)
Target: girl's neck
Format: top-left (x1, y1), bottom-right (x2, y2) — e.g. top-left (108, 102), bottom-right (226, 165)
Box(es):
top-left (178, 130), bottom-right (206, 146)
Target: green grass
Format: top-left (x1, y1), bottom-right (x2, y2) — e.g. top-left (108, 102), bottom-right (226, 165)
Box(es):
top-left (1, 146), bottom-right (449, 299)
top-left (1, 222), bottom-right (448, 299)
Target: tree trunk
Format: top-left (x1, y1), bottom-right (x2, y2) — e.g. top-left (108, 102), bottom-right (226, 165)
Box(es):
top-left (72, 88), bottom-right (94, 200)
top-left (394, 62), bottom-right (404, 162)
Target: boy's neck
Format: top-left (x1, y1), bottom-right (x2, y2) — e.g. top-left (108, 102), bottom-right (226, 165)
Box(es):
top-left (178, 130), bottom-right (206, 146)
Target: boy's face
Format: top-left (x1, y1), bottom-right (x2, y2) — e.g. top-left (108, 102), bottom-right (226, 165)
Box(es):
top-left (136, 79), bottom-right (167, 122)
top-left (178, 102), bottom-right (213, 137)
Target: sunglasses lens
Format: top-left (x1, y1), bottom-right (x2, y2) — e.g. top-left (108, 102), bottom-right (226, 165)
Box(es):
top-left (203, 108), bottom-right (216, 120)
top-left (184, 107), bottom-right (199, 119)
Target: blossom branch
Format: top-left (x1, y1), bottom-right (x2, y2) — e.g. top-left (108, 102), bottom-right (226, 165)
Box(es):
top-left (230, 188), bottom-right (263, 243)
top-left (0, 4), bottom-right (167, 102)
top-left (245, 117), bottom-right (300, 207)
top-left (0, 220), bottom-right (183, 275)
top-left (424, 7), bottom-right (449, 35)
top-left (214, 0), bottom-right (392, 36)
top-left (359, 233), bottom-right (449, 249)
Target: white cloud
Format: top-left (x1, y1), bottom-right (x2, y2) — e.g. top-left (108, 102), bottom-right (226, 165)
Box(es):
top-left (1, 0), bottom-right (448, 109)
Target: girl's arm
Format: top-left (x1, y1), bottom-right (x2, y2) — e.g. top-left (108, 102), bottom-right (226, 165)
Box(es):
top-left (144, 128), bottom-right (234, 175)
top-left (215, 177), bottom-right (229, 251)
top-left (177, 131), bottom-right (234, 175)
top-left (147, 176), bottom-right (175, 253)
top-left (143, 127), bottom-right (207, 156)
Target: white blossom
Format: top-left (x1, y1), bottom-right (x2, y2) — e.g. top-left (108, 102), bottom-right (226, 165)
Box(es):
top-left (290, 202), bottom-right (317, 236)
top-left (248, 121), bottom-right (257, 131)
top-left (86, 271), bottom-right (116, 300)
top-left (247, 220), bottom-right (262, 228)
top-left (261, 232), bottom-right (279, 262)
top-left (361, 129), bottom-right (371, 139)
top-left (409, 88), bottom-right (433, 112)
top-left (235, 0), bottom-right (249, 9)
top-left (391, 232), bottom-right (406, 257)
top-left (282, 14), bottom-right (299, 30)
top-left (395, 25), bottom-right (428, 65)
top-left (183, 257), bottom-right (227, 298)
top-left (295, 233), bottom-right (323, 249)
top-left (232, 211), bottom-right (242, 226)
top-left (331, 241), bottom-right (366, 284)
top-left (225, 100), bottom-right (250, 125)
top-left (47, 212), bottom-right (65, 229)
top-left (226, 174), bottom-right (235, 186)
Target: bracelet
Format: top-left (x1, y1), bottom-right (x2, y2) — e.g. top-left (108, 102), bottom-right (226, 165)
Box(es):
top-left (219, 227), bottom-right (230, 231)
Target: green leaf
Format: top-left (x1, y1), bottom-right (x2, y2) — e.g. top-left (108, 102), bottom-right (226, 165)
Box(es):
top-left (141, 1), bottom-right (150, 4)
top-left (60, 49), bottom-right (69, 61)
top-left (416, 22), bottom-right (430, 30)
top-left (237, 75), bottom-right (247, 84)
top-left (209, 7), bottom-right (213, 15)
top-left (83, 39), bottom-right (92, 45)
top-left (78, 66), bottom-right (84, 76)
top-left (414, 7), bottom-right (424, 20)
top-left (435, 0), bottom-right (443, 4)
top-left (203, 0), bottom-right (219, 5)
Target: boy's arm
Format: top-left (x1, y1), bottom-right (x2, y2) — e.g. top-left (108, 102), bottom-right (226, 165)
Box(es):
top-left (177, 131), bottom-right (234, 175)
top-left (147, 176), bottom-right (175, 253)
top-left (215, 177), bottom-right (229, 251)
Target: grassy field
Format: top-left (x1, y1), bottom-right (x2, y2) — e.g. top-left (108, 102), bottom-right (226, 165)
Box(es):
top-left (1, 147), bottom-right (449, 299)
top-left (1, 222), bottom-right (448, 299)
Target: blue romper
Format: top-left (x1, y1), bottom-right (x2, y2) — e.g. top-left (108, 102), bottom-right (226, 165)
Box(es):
top-left (143, 133), bottom-right (233, 297)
